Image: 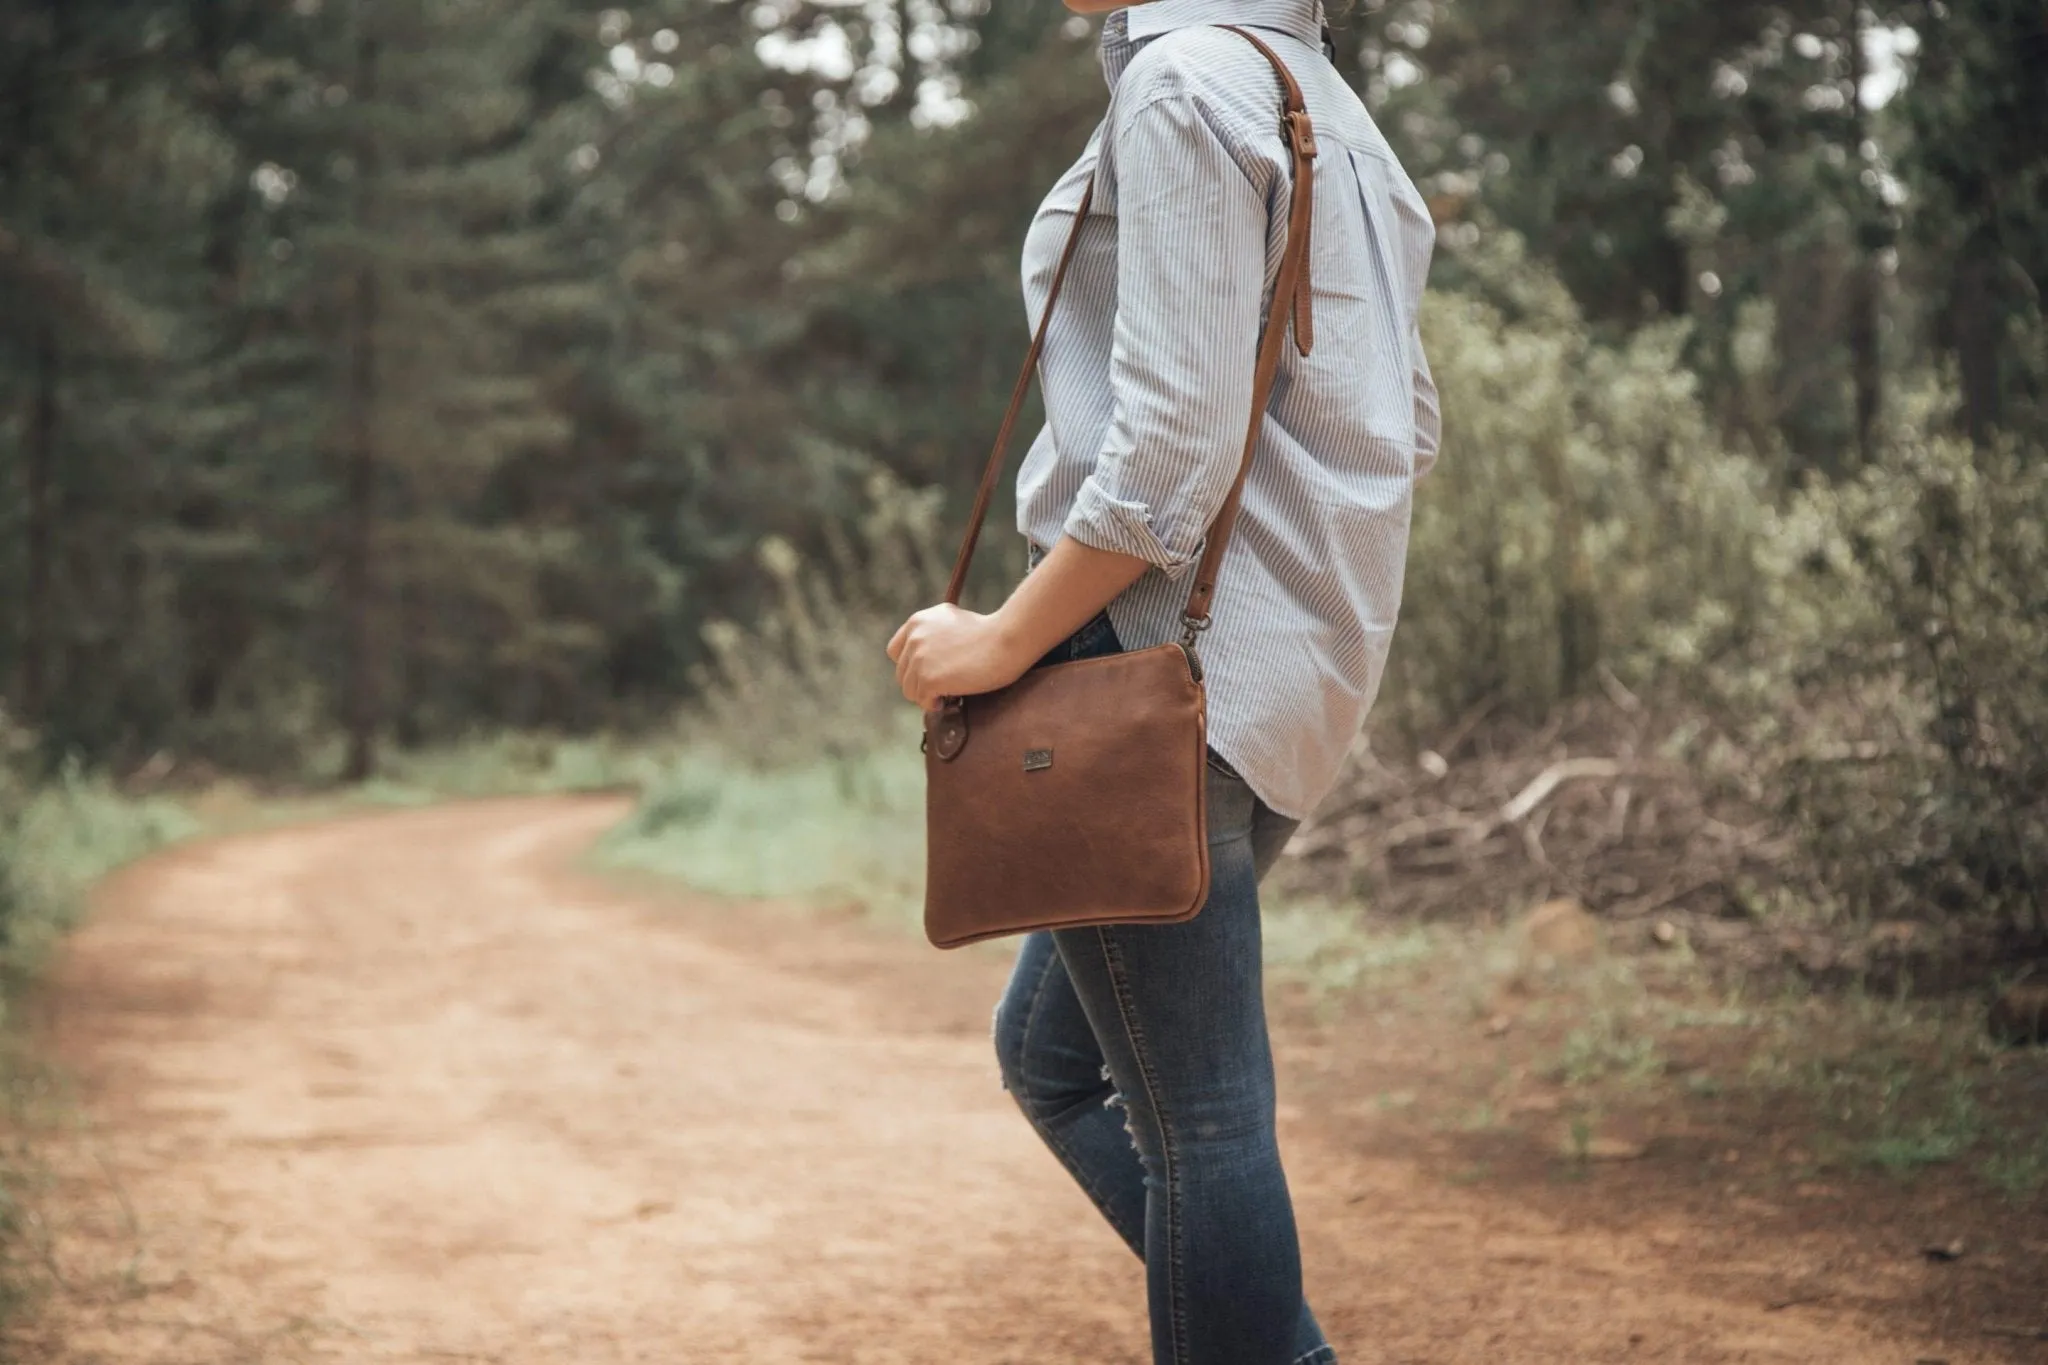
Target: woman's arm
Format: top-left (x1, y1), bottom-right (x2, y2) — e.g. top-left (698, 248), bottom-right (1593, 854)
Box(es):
top-left (888, 65), bottom-right (1265, 710)
top-left (887, 538), bottom-right (1147, 712)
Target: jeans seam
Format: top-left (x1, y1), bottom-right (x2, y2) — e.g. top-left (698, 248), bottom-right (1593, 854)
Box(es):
top-left (1096, 925), bottom-right (1187, 1365)
top-left (1008, 949), bottom-right (1142, 1247)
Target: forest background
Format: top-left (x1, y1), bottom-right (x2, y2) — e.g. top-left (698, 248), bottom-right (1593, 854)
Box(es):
top-left (1, 0), bottom-right (2045, 979)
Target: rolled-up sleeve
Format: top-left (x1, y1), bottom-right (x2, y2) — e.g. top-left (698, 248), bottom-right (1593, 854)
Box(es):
top-left (1061, 90), bottom-right (1266, 578)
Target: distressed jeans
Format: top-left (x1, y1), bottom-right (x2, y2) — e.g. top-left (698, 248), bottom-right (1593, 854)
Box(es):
top-left (991, 612), bottom-right (1336, 1365)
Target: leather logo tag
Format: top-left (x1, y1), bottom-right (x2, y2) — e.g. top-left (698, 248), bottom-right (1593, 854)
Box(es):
top-left (1022, 748), bottom-right (1053, 772)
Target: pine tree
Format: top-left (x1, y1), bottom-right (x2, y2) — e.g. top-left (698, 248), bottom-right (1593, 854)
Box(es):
top-left (1897, 0), bottom-right (2048, 446)
top-left (0, 0), bottom-right (217, 752)
top-left (223, 0), bottom-right (596, 775)
top-left (1349, 0), bottom-right (1926, 469)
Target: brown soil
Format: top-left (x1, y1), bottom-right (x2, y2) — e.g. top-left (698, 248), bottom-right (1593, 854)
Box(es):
top-left (7, 796), bottom-right (2043, 1364)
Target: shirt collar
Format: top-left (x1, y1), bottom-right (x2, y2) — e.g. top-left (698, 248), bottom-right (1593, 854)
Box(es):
top-left (1126, 0), bottom-right (1321, 44)
top-left (1101, 0), bottom-right (1323, 87)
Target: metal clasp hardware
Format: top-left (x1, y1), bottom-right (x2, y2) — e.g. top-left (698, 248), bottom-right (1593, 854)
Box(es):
top-left (1023, 748), bottom-right (1053, 772)
top-left (926, 700), bottom-right (969, 762)
top-left (1178, 613), bottom-right (1211, 683)
top-left (1286, 109), bottom-right (1319, 160)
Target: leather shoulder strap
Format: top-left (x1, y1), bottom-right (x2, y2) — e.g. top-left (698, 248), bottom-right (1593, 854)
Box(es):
top-left (941, 27), bottom-right (1318, 629)
top-left (1183, 25), bottom-right (1318, 631)
top-left (942, 178), bottom-right (1095, 606)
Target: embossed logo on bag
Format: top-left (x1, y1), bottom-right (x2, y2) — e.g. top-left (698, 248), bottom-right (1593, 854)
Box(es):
top-left (1023, 748), bottom-right (1054, 772)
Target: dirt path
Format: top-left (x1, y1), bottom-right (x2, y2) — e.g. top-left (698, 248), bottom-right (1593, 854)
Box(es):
top-left (9, 798), bottom-right (2026, 1364)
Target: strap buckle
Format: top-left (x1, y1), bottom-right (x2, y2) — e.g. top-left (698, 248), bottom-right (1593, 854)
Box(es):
top-left (1286, 109), bottom-right (1319, 160)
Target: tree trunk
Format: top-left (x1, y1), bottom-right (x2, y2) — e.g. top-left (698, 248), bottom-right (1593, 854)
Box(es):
top-left (193, 0), bottom-right (245, 303)
top-left (1951, 238), bottom-right (2003, 450)
top-left (341, 266), bottom-right (379, 781)
top-left (1845, 0), bottom-right (1882, 466)
top-left (1530, 427), bottom-right (1600, 703)
top-left (19, 326), bottom-right (57, 724)
top-left (341, 14), bottom-right (381, 782)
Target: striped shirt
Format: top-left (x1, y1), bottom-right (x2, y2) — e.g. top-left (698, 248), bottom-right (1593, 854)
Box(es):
top-left (1015, 0), bottom-right (1440, 820)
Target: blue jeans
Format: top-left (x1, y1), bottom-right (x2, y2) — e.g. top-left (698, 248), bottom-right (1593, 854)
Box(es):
top-left (994, 614), bottom-right (1335, 1365)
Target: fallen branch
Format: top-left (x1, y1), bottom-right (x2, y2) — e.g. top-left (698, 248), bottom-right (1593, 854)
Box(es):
top-left (1604, 782), bottom-right (1634, 843)
top-left (1435, 692), bottom-right (1503, 762)
top-left (1613, 874), bottom-right (1728, 920)
top-left (1596, 663), bottom-right (1641, 714)
top-left (1380, 811), bottom-right (1481, 850)
top-left (1463, 758), bottom-right (1624, 844)
top-left (1392, 834), bottom-right (1516, 870)
top-left (1521, 804), bottom-right (1552, 867)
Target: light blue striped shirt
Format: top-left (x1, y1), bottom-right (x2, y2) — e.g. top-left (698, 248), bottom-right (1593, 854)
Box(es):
top-left (1016, 0), bottom-right (1439, 819)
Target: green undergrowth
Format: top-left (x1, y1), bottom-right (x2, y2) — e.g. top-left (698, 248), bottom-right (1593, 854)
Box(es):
top-left (1262, 898), bottom-right (1450, 1003)
top-left (0, 760), bottom-right (197, 1323)
top-left (604, 690), bottom-right (2045, 1206)
top-left (1264, 898), bottom-right (2046, 1202)
top-left (606, 724), bottom-right (2046, 1203)
top-left (600, 465), bottom-right (2048, 1208)
top-left (352, 732), bottom-right (668, 806)
top-left (595, 737), bottom-right (926, 929)
top-left (0, 765), bottom-right (195, 991)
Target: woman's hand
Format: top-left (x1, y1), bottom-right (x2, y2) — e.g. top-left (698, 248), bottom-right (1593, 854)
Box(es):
top-left (887, 605), bottom-right (1031, 711)
top-left (887, 540), bottom-right (1150, 711)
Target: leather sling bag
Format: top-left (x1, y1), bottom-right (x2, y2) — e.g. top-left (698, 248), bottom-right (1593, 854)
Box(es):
top-left (922, 25), bottom-right (1318, 950)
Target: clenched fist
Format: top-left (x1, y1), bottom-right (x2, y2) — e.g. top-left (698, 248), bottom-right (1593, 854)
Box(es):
top-left (886, 604), bottom-right (1031, 711)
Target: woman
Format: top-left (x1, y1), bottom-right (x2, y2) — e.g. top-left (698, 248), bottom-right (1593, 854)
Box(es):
top-left (886, 2), bottom-right (1438, 1361)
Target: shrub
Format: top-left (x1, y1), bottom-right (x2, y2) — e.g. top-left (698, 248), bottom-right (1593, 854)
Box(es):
top-left (688, 470), bottom-right (949, 770)
top-left (601, 473), bottom-right (945, 920)
top-left (1387, 235), bottom-right (1774, 733)
top-left (1731, 430), bottom-right (2048, 933)
top-left (622, 239), bottom-right (2048, 950)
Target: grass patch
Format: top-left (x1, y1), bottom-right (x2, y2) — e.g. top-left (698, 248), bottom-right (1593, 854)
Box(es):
top-left (596, 737), bottom-right (926, 928)
top-left (1, 766), bottom-right (195, 989)
top-left (1262, 900), bottom-right (1443, 999)
top-left (1557, 1017), bottom-right (1665, 1088)
top-left (364, 733), bottom-right (666, 805)
top-left (1981, 1129), bottom-right (2048, 1199)
top-left (0, 757), bottom-right (198, 1326)
top-left (1256, 889), bottom-right (2045, 1205)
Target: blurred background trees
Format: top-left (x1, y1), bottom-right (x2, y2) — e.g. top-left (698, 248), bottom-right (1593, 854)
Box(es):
top-left (1, 0), bottom-right (2043, 932)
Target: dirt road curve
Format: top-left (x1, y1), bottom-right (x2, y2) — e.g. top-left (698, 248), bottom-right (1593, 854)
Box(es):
top-left (14, 798), bottom-right (2003, 1363)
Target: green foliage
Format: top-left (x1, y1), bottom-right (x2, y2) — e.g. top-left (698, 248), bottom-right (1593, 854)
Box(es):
top-left (1729, 427), bottom-right (2048, 929)
top-left (599, 744), bottom-right (927, 926)
top-left (1361, 0), bottom-right (1913, 470)
top-left (360, 731), bottom-right (666, 803)
top-left (1895, 0), bottom-right (2048, 445)
top-left (0, 714), bottom-right (192, 992)
top-left (0, 0), bottom-right (2041, 957)
top-left (1261, 901), bottom-right (1443, 998)
top-left (1861, 1080), bottom-right (1980, 1174)
top-left (1387, 235), bottom-right (1774, 727)
top-left (1981, 1129), bottom-right (2048, 1200)
top-left (598, 473), bottom-right (943, 923)
top-left (688, 472), bottom-right (948, 772)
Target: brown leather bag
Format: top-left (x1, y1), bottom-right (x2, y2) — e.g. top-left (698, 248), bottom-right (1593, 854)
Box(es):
top-left (923, 26), bottom-right (1319, 950)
